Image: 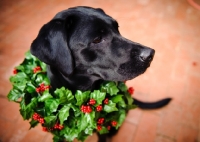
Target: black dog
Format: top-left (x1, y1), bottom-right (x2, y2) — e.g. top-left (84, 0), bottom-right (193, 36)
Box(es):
top-left (30, 6), bottom-right (171, 141)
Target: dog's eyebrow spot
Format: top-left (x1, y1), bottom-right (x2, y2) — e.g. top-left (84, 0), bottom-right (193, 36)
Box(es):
top-left (80, 48), bottom-right (97, 62)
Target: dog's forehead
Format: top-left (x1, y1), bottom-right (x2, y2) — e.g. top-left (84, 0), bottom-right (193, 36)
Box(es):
top-left (55, 6), bottom-right (117, 25)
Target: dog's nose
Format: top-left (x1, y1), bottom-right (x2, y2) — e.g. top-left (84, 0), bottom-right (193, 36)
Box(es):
top-left (139, 48), bottom-right (155, 62)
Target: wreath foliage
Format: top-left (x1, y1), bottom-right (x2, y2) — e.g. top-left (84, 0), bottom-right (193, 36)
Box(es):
top-left (7, 51), bottom-right (136, 142)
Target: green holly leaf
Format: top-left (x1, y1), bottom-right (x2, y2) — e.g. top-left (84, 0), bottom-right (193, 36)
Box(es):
top-left (10, 72), bottom-right (28, 83)
top-left (117, 99), bottom-right (126, 108)
top-left (101, 82), bottom-right (119, 96)
top-left (84, 127), bottom-right (93, 135)
top-left (26, 82), bottom-right (36, 93)
top-left (70, 105), bottom-right (81, 117)
top-left (34, 73), bottom-right (49, 85)
top-left (24, 64), bottom-right (37, 74)
top-left (25, 51), bottom-right (37, 60)
top-left (75, 90), bottom-right (90, 106)
top-left (29, 119), bottom-right (39, 129)
top-left (61, 127), bottom-right (79, 142)
top-left (126, 104), bottom-right (137, 110)
top-left (7, 88), bottom-right (24, 101)
top-left (39, 61), bottom-right (47, 71)
top-left (43, 75), bottom-right (50, 85)
top-left (20, 97), bottom-right (38, 120)
top-left (45, 99), bottom-right (59, 114)
top-left (38, 90), bottom-right (53, 102)
top-left (35, 73), bottom-right (44, 84)
top-left (124, 92), bottom-right (133, 105)
top-left (53, 135), bottom-right (65, 142)
top-left (118, 82), bottom-right (128, 92)
top-left (103, 100), bottom-right (118, 113)
top-left (44, 115), bottom-right (57, 127)
top-left (85, 112), bottom-right (96, 127)
top-left (54, 87), bottom-right (74, 104)
top-left (90, 90), bottom-right (106, 105)
top-left (78, 115), bottom-right (88, 132)
top-left (77, 133), bottom-right (88, 142)
top-left (13, 81), bottom-right (27, 92)
top-left (20, 109), bottom-right (31, 120)
top-left (79, 112), bottom-right (96, 130)
top-left (16, 65), bottom-right (25, 72)
top-left (111, 95), bottom-right (123, 103)
top-left (98, 126), bottom-right (109, 134)
top-left (116, 110), bottom-right (126, 129)
top-left (10, 72), bottom-right (29, 92)
top-left (35, 107), bottom-right (46, 116)
top-left (58, 105), bottom-right (71, 125)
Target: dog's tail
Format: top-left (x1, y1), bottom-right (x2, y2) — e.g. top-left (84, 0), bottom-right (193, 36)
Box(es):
top-left (134, 98), bottom-right (172, 109)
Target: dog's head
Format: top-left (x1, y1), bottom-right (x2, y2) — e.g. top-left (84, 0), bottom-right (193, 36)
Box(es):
top-left (31, 6), bottom-right (155, 82)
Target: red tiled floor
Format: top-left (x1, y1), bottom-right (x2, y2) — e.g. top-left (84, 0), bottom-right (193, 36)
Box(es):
top-left (133, 112), bottom-right (160, 142)
top-left (111, 121), bottom-right (137, 142)
top-left (1, 0), bottom-right (200, 142)
top-left (176, 125), bottom-right (199, 142)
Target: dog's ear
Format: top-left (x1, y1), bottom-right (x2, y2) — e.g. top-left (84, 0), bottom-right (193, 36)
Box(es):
top-left (96, 8), bottom-right (105, 13)
top-left (31, 14), bottom-right (75, 76)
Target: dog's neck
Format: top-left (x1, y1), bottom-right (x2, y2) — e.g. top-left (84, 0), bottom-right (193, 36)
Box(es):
top-left (47, 66), bottom-right (103, 92)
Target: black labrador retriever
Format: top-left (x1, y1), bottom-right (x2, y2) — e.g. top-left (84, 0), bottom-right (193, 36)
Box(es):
top-left (30, 6), bottom-right (171, 141)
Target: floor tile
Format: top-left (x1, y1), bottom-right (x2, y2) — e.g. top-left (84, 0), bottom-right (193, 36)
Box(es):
top-left (133, 112), bottom-right (159, 142)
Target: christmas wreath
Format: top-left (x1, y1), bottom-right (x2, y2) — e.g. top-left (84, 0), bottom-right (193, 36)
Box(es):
top-left (7, 51), bottom-right (136, 142)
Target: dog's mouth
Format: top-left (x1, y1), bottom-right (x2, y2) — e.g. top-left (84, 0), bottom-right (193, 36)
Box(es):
top-left (116, 53), bottom-right (154, 81)
top-left (91, 61), bottom-right (151, 82)
top-left (89, 52), bottom-right (155, 82)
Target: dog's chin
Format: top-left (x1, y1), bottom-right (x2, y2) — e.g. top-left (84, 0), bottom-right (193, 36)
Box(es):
top-left (115, 68), bottom-right (149, 81)
top-left (118, 72), bottom-right (145, 82)
top-left (96, 70), bottom-right (145, 82)
top-left (89, 63), bottom-right (150, 82)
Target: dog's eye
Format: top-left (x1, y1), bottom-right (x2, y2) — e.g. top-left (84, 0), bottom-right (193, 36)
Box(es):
top-left (92, 36), bottom-right (102, 44)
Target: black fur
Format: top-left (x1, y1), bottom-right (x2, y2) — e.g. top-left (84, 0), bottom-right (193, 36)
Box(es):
top-left (30, 6), bottom-right (171, 142)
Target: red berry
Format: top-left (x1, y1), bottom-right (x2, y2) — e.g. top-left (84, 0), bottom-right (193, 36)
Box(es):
top-left (33, 66), bottom-right (42, 73)
top-left (81, 105), bottom-right (87, 113)
top-left (81, 105), bottom-right (92, 113)
top-left (54, 123), bottom-right (64, 130)
top-left (33, 113), bottom-right (40, 120)
top-left (36, 83), bottom-right (50, 93)
top-left (42, 127), bottom-right (48, 132)
top-left (128, 87), bottom-right (134, 95)
top-left (39, 83), bottom-right (45, 92)
top-left (89, 99), bottom-right (96, 105)
top-left (97, 118), bottom-right (105, 124)
top-left (36, 87), bottom-right (40, 93)
top-left (97, 125), bottom-right (102, 131)
top-left (58, 125), bottom-right (64, 130)
top-left (86, 105), bottom-right (92, 113)
top-left (54, 123), bottom-right (59, 129)
top-left (33, 113), bottom-right (45, 124)
top-left (96, 105), bottom-right (103, 112)
top-left (104, 98), bottom-right (109, 104)
top-left (39, 118), bottom-right (45, 124)
top-left (13, 68), bottom-right (18, 74)
top-left (107, 125), bottom-right (111, 130)
top-left (111, 121), bottom-right (117, 127)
